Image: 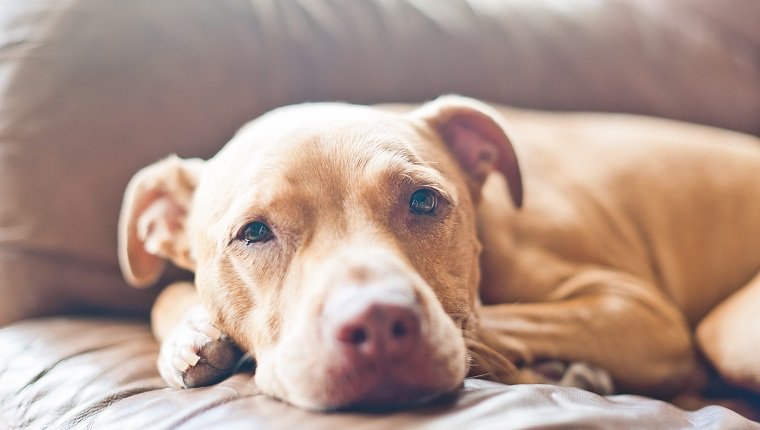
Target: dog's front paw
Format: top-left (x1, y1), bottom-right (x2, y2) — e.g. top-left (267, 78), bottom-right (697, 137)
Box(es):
top-left (529, 360), bottom-right (615, 395)
top-left (158, 307), bottom-right (243, 388)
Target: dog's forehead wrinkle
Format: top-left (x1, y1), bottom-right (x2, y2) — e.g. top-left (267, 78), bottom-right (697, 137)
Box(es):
top-left (263, 131), bottom-right (423, 205)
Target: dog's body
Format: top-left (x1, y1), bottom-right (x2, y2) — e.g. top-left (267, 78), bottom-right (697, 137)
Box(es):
top-left (476, 108), bottom-right (760, 396)
top-left (119, 97), bottom-right (760, 410)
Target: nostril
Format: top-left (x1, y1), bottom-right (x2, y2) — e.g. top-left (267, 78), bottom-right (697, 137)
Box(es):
top-left (327, 287), bottom-right (422, 355)
top-left (347, 327), bottom-right (368, 345)
top-left (391, 320), bottom-right (407, 339)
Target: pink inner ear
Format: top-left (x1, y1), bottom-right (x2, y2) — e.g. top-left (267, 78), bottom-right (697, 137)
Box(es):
top-left (441, 114), bottom-right (523, 207)
top-left (445, 122), bottom-right (498, 182)
top-left (125, 190), bottom-right (180, 287)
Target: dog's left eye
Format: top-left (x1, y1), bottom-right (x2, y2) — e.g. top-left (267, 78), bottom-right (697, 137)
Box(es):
top-left (409, 188), bottom-right (437, 215)
top-left (241, 221), bottom-right (274, 244)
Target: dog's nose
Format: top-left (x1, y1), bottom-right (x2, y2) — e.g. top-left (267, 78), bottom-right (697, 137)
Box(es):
top-left (334, 302), bottom-right (420, 357)
top-left (323, 284), bottom-right (421, 359)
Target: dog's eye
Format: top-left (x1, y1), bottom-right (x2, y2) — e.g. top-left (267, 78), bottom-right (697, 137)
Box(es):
top-left (241, 221), bottom-right (274, 244)
top-left (409, 188), bottom-right (437, 215)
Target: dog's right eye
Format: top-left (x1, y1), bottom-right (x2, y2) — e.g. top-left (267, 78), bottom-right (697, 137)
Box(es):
top-left (409, 188), bottom-right (438, 215)
top-left (241, 221), bottom-right (274, 244)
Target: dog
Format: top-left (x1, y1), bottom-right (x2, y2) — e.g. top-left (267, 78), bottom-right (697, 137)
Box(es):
top-left (118, 96), bottom-right (760, 410)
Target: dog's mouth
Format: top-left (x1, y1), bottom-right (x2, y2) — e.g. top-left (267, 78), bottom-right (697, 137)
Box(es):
top-left (256, 315), bottom-right (469, 412)
top-left (290, 343), bottom-right (467, 411)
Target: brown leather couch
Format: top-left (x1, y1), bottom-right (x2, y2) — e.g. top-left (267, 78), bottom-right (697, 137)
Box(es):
top-left (0, 1), bottom-right (758, 428)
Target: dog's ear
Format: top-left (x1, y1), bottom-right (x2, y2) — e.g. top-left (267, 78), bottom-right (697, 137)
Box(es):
top-left (118, 155), bottom-right (204, 287)
top-left (415, 96), bottom-right (523, 207)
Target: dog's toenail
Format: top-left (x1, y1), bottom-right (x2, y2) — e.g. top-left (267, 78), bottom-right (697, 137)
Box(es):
top-left (199, 323), bottom-right (222, 340)
top-left (180, 349), bottom-right (201, 366)
top-left (172, 355), bottom-right (190, 372)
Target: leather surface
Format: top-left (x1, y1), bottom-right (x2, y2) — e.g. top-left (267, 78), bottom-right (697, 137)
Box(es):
top-left (1, 318), bottom-right (757, 429)
top-left (0, 0), bottom-right (758, 323)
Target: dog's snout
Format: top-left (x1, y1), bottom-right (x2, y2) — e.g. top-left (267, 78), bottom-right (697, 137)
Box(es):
top-left (323, 283), bottom-right (421, 359)
top-left (334, 301), bottom-right (421, 357)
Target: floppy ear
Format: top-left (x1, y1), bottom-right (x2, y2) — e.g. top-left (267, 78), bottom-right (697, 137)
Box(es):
top-left (118, 155), bottom-right (205, 287)
top-left (415, 96), bottom-right (523, 207)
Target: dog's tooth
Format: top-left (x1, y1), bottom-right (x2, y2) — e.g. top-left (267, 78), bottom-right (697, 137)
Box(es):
top-left (172, 354), bottom-right (190, 372)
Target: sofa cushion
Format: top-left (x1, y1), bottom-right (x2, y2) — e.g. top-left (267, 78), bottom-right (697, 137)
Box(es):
top-left (0, 318), bottom-right (755, 429)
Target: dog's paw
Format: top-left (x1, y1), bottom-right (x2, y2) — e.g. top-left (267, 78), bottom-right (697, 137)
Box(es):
top-left (158, 307), bottom-right (243, 388)
top-left (529, 360), bottom-right (615, 395)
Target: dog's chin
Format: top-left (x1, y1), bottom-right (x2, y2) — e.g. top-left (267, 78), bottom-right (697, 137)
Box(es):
top-left (286, 374), bottom-right (464, 412)
top-left (256, 348), bottom-right (467, 412)
top-left (328, 385), bottom-right (461, 413)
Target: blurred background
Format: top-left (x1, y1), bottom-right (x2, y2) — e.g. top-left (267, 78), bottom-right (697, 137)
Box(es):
top-left (0, 0), bottom-right (757, 331)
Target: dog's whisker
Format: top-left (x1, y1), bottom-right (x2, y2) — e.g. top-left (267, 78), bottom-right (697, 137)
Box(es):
top-left (459, 325), bottom-right (523, 385)
top-left (232, 351), bottom-right (256, 373)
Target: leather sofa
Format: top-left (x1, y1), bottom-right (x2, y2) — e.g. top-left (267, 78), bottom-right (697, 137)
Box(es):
top-left (0, 0), bottom-right (758, 428)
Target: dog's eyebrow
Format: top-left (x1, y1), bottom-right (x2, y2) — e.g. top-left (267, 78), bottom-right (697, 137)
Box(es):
top-left (366, 136), bottom-right (442, 168)
top-left (368, 149), bottom-right (457, 204)
top-left (398, 168), bottom-right (455, 202)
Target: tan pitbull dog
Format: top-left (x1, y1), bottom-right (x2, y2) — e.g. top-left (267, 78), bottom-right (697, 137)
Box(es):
top-left (119, 96), bottom-right (760, 410)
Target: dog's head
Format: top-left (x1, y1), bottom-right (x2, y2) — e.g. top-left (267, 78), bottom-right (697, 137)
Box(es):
top-left (118, 96), bottom-right (522, 410)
